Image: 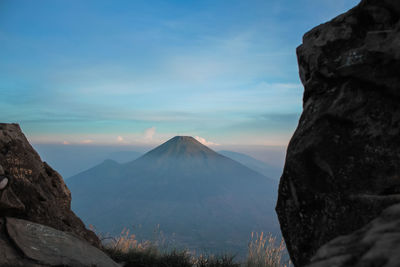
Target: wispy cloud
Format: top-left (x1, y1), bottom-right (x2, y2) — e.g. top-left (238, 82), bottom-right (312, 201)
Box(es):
top-left (0, 0), bottom-right (359, 147)
top-left (195, 136), bottom-right (219, 146)
top-left (144, 127), bottom-right (156, 140)
top-left (116, 136), bottom-right (127, 144)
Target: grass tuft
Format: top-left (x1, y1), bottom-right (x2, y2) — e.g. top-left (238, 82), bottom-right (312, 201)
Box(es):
top-left (97, 227), bottom-right (291, 267)
top-left (246, 232), bottom-right (290, 267)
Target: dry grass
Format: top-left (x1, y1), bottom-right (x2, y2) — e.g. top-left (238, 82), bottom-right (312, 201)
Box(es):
top-left (94, 226), bottom-right (291, 267)
top-left (91, 224), bottom-right (166, 253)
top-left (246, 232), bottom-right (290, 267)
top-left (96, 226), bottom-right (192, 267)
top-left (106, 228), bottom-right (154, 253)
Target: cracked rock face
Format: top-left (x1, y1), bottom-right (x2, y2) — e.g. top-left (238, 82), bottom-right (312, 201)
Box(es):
top-left (276, 0), bottom-right (400, 266)
top-left (0, 123), bottom-right (105, 266)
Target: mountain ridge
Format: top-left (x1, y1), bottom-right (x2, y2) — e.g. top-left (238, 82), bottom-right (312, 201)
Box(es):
top-left (218, 150), bottom-right (281, 180)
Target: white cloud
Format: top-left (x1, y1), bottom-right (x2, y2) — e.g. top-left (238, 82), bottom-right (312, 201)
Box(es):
top-left (81, 139), bottom-right (94, 144)
top-left (144, 127), bottom-right (156, 140)
top-left (194, 136), bottom-right (219, 146)
top-left (258, 82), bottom-right (301, 90)
top-left (62, 141), bottom-right (70, 145)
top-left (117, 136), bottom-right (124, 142)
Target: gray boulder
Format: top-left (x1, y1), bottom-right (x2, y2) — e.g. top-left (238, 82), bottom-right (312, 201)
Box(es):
top-left (4, 217), bottom-right (120, 267)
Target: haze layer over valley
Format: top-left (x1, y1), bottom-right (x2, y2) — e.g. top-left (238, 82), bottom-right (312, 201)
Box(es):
top-left (67, 136), bottom-right (279, 255)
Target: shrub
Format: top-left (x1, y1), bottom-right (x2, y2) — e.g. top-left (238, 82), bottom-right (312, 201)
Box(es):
top-left (194, 254), bottom-right (240, 267)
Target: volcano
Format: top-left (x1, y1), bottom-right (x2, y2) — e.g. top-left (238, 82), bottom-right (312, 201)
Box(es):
top-left (67, 136), bottom-right (279, 255)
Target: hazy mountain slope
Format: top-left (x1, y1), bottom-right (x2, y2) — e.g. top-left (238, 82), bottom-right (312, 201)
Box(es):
top-left (67, 136), bottom-right (279, 255)
top-left (218, 150), bottom-right (282, 180)
top-left (34, 144), bottom-right (142, 178)
top-left (106, 151), bottom-right (142, 163)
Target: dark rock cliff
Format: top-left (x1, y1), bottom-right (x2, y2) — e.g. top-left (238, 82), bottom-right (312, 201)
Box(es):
top-left (276, 0), bottom-right (400, 266)
top-left (0, 123), bottom-right (118, 266)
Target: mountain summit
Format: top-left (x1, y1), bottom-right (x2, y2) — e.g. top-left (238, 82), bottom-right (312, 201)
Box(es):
top-left (126, 136), bottom-right (247, 180)
top-left (146, 136), bottom-right (216, 157)
top-left (67, 136), bottom-right (279, 255)
top-left (136, 136), bottom-right (219, 162)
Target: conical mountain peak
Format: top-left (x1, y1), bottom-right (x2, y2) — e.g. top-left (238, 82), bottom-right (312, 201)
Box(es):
top-left (67, 133), bottom-right (278, 255)
top-left (141, 136), bottom-right (218, 159)
top-left (168, 136), bottom-right (199, 144)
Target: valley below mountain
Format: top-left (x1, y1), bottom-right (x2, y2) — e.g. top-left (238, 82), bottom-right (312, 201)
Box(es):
top-left (67, 136), bottom-right (279, 256)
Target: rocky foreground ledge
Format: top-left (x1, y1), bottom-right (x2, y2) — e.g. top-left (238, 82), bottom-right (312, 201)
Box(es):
top-left (0, 123), bottom-right (119, 266)
top-left (276, 0), bottom-right (400, 266)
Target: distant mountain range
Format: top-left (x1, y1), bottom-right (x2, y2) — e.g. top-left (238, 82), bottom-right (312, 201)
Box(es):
top-left (218, 150), bottom-right (282, 180)
top-left (106, 150), bottom-right (143, 163)
top-left (35, 143), bottom-right (282, 181)
top-left (66, 136), bottom-right (279, 255)
top-left (34, 144), bottom-right (143, 177)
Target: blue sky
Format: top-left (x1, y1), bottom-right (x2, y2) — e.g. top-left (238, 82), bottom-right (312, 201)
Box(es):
top-left (0, 0), bottom-right (360, 146)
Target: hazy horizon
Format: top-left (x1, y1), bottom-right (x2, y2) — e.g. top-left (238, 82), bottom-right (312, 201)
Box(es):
top-left (33, 137), bottom-right (287, 178)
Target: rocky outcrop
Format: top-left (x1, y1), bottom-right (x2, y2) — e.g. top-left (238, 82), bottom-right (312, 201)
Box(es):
top-left (307, 203), bottom-right (400, 267)
top-left (308, 204), bottom-right (400, 267)
top-left (0, 123), bottom-right (118, 266)
top-left (276, 0), bottom-right (400, 266)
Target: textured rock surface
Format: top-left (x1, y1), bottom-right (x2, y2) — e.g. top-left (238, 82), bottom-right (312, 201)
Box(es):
top-left (0, 217), bottom-right (43, 267)
top-left (307, 203), bottom-right (400, 267)
top-left (276, 0), bottom-right (400, 266)
top-left (0, 123), bottom-right (99, 245)
top-left (6, 217), bottom-right (120, 267)
top-left (0, 123), bottom-right (113, 266)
